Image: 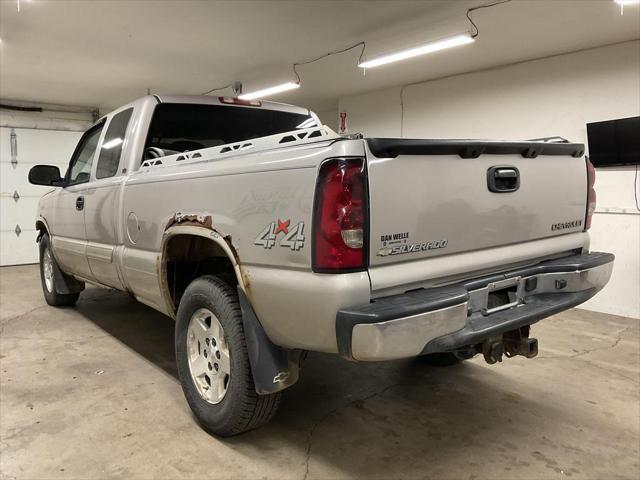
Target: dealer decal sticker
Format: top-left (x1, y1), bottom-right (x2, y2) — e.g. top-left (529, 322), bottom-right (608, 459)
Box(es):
top-left (254, 219), bottom-right (305, 251)
top-left (376, 230), bottom-right (447, 257)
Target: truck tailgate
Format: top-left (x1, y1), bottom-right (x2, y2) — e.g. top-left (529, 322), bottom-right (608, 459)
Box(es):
top-left (365, 138), bottom-right (588, 289)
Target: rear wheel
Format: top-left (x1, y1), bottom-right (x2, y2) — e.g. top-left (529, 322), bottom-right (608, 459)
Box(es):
top-left (175, 275), bottom-right (281, 436)
top-left (39, 233), bottom-right (79, 307)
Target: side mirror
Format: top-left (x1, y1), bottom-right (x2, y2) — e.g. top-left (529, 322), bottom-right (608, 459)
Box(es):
top-left (29, 165), bottom-right (63, 186)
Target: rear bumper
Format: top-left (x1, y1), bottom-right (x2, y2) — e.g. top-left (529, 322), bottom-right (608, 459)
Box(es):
top-left (336, 252), bottom-right (614, 361)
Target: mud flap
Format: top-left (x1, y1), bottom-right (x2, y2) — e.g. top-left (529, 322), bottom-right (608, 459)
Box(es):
top-left (237, 287), bottom-right (300, 395)
top-left (52, 264), bottom-right (85, 295)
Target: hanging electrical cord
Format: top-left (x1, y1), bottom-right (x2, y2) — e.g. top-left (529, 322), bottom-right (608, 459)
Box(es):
top-left (399, 0), bottom-right (513, 136)
top-left (200, 44), bottom-right (365, 98)
top-left (201, 83), bottom-right (233, 96)
top-left (466, 0), bottom-right (513, 38)
top-left (293, 41), bottom-right (366, 84)
top-left (201, 1), bottom-right (508, 100)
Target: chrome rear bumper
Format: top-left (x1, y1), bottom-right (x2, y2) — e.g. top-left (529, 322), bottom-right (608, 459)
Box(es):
top-left (337, 252), bottom-right (614, 361)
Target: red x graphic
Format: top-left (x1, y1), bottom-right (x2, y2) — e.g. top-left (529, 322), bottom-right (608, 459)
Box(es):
top-left (275, 219), bottom-right (290, 235)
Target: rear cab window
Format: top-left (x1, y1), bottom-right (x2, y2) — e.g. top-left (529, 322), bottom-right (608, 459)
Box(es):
top-left (142, 103), bottom-right (316, 162)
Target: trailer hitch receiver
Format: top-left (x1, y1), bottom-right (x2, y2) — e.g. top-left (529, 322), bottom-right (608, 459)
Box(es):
top-left (481, 326), bottom-right (539, 364)
top-left (504, 326), bottom-right (538, 359)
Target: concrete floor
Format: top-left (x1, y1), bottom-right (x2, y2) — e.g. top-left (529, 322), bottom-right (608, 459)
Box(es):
top-left (0, 265), bottom-right (638, 480)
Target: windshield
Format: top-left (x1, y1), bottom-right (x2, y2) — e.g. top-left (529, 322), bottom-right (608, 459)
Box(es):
top-left (144, 103), bottom-right (317, 155)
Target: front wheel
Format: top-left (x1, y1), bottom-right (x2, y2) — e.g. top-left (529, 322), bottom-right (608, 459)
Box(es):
top-left (39, 233), bottom-right (79, 307)
top-left (175, 275), bottom-right (281, 436)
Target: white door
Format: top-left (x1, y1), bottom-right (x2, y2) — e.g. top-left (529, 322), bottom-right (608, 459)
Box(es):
top-left (0, 127), bottom-right (82, 266)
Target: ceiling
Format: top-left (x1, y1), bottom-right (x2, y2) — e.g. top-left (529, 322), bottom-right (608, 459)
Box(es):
top-left (0, 0), bottom-right (639, 114)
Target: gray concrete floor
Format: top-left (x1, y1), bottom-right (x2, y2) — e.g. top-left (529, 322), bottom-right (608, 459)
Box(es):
top-left (0, 265), bottom-right (638, 480)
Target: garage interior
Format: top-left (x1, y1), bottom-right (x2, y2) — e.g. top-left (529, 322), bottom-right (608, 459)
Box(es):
top-left (1, 1), bottom-right (639, 479)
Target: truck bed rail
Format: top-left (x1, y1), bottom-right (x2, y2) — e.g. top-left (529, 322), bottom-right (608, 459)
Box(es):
top-left (139, 125), bottom-right (339, 170)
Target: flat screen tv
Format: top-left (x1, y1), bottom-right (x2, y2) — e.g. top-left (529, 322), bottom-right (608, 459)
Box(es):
top-left (586, 116), bottom-right (639, 167)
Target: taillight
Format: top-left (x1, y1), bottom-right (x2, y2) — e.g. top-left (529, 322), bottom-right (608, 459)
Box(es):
top-left (585, 159), bottom-right (596, 230)
top-left (313, 158), bottom-right (368, 272)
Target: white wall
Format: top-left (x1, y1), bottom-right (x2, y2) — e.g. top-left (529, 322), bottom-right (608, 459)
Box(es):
top-left (0, 107), bottom-right (92, 265)
top-left (316, 107), bottom-right (339, 132)
top-left (338, 41), bottom-right (640, 319)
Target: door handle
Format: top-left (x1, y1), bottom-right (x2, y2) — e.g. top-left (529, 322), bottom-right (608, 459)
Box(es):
top-left (487, 166), bottom-right (519, 193)
top-left (75, 196), bottom-right (85, 211)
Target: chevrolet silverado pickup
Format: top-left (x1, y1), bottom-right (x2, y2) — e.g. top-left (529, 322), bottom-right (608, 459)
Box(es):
top-left (29, 95), bottom-right (614, 436)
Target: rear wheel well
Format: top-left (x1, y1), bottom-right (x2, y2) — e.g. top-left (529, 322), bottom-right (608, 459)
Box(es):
top-left (164, 234), bottom-right (238, 311)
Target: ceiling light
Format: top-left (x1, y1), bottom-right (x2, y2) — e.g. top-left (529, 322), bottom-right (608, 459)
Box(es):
top-left (238, 82), bottom-right (300, 100)
top-left (614, 0), bottom-right (639, 5)
top-left (358, 34), bottom-right (475, 69)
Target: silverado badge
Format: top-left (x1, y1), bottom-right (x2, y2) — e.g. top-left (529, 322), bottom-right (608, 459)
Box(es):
top-left (377, 239), bottom-right (448, 257)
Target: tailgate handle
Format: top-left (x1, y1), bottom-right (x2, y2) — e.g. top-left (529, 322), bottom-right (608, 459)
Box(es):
top-left (488, 166), bottom-right (519, 193)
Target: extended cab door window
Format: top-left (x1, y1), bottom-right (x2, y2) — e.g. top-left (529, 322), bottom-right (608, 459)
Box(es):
top-left (67, 122), bottom-right (104, 186)
top-left (96, 108), bottom-right (133, 179)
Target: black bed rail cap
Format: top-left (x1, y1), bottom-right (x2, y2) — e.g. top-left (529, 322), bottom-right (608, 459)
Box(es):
top-left (366, 138), bottom-right (585, 159)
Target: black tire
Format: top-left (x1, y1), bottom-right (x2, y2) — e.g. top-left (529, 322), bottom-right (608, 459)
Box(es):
top-left (175, 275), bottom-right (281, 437)
top-left (39, 233), bottom-right (80, 307)
top-left (417, 352), bottom-right (465, 367)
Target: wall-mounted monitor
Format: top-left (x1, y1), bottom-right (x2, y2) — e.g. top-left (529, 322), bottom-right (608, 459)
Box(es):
top-left (586, 116), bottom-right (639, 167)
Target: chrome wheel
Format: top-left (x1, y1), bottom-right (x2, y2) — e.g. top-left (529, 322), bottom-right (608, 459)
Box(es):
top-left (43, 248), bottom-right (54, 293)
top-left (187, 308), bottom-right (231, 404)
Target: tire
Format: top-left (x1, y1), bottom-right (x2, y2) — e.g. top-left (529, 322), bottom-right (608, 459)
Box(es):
top-left (417, 352), bottom-right (465, 367)
top-left (39, 233), bottom-right (80, 307)
top-left (175, 275), bottom-right (281, 437)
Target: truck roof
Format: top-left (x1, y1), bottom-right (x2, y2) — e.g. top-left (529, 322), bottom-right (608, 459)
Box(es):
top-left (153, 94), bottom-right (311, 116)
top-left (99, 94), bottom-right (314, 127)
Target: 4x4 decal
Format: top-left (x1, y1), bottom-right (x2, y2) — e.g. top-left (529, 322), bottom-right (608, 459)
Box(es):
top-left (254, 219), bottom-right (305, 251)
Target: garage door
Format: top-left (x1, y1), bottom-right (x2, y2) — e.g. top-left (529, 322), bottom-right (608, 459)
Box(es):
top-left (0, 127), bottom-right (82, 266)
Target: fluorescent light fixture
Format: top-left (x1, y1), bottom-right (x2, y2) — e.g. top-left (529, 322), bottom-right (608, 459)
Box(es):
top-left (238, 82), bottom-right (300, 100)
top-left (358, 34), bottom-right (475, 69)
top-left (102, 138), bottom-right (123, 150)
top-left (614, 0), bottom-right (639, 5)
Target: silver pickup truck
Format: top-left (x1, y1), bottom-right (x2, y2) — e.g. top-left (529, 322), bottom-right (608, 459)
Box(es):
top-left (29, 95), bottom-right (614, 436)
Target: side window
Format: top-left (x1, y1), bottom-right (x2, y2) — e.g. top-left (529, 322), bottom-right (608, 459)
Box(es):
top-left (67, 123), bottom-right (104, 185)
top-left (96, 108), bottom-right (133, 179)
